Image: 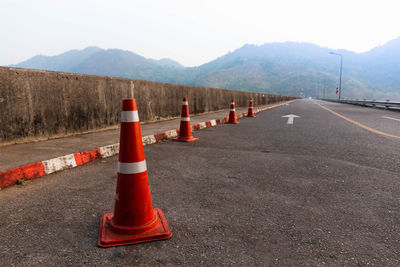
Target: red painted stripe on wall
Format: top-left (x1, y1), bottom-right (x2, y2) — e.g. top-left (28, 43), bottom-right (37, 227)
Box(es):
top-left (74, 149), bottom-right (102, 166)
top-left (154, 133), bottom-right (167, 142)
top-left (192, 124), bottom-right (200, 131)
top-left (0, 162), bottom-right (46, 188)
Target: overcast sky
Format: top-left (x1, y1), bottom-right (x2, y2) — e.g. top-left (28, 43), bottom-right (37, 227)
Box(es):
top-left (1, 0), bottom-right (399, 67)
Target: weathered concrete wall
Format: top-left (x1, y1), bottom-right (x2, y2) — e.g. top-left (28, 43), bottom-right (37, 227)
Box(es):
top-left (0, 66), bottom-right (295, 144)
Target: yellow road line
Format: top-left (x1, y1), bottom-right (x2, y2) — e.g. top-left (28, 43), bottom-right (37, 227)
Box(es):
top-left (312, 100), bottom-right (400, 140)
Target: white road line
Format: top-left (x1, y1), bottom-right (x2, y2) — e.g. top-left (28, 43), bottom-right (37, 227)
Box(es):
top-left (383, 116), bottom-right (400, 122)
top-left (282, 114), bottom-right (300, 125)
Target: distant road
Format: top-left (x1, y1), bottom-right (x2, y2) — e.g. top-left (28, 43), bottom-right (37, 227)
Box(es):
top-left (1, 99), bottom-right (399, 266)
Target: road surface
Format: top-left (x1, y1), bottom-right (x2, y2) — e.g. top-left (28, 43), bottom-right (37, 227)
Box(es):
top-left (1, 99), bottom-right (399, 266)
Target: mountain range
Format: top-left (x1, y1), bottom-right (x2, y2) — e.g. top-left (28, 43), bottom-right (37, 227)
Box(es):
top-left (10, 38), bottom-right (400, 100)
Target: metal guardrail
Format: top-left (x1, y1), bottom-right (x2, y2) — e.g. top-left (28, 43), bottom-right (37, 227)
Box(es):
top-left (321, 99), bottom-right (400, 109)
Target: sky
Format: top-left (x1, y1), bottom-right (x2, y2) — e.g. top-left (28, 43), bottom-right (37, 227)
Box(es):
top-left (1, 0), bottom-right (400, 67)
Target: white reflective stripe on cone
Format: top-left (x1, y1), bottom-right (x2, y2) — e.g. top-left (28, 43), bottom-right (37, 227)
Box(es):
top-left (182, 101), bottom-right (188, 105)
top-left (231, 102), bottom-right (235, 105)
top-left (249, 107), bottom-right (253, 109)
top-left (121, 111), bottom-right (140, 123)
top-left (118, 160), bottom-right (147, 174)
top-left (181, 117), bottom-right (190, 121)
top-left (230, 109), bottom-right (235, 111)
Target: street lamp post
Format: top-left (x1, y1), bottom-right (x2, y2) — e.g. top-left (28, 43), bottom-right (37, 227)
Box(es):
top-left (329, 52), bottom-right (342, 100)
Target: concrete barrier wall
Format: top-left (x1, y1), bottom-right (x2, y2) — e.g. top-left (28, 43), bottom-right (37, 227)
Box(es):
top-left (0, 66), bottom-right (295, 144)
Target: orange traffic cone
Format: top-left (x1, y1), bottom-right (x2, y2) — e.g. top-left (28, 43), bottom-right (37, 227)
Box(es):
top-left (247, 98), bottom-right (256, 118)
top-left (228, 98), bottom-right (239, 124)
top-left (98, 98), bottom-right (172, 247)
top-left (173, 97), bottom-right (199, 142)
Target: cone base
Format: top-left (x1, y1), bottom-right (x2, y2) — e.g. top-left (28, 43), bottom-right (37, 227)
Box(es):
top-left (247, 114), bottom-right (256, 118)
top-left (172, 136), bottom-right (199, 142)
top-left (227, 121), bottom-right (240, 124)
top-left (98, 208), bottom-right (172, 248)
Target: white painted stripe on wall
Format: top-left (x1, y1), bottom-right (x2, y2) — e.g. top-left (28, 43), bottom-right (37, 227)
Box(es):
top-left (118, 160), bottom-right (147, 174)
top-left (181, 117), bottom-right (190, 121)
top-left (100, 144), bottom-right (120, 158)
top-left (42, 154), bottom-right (77, 174)
top-left (165, 130), bottom-right (178, 138)
top-left (182, 101), bottom-right (188, 105)
top-left (121, 110), bottom-right (139, 123)
top-left (210, 120), bottom-right (217, 126)
top-left (142, 135), bottom-right (157, 146)
top-left (199, 122), bottom-right (206, 129)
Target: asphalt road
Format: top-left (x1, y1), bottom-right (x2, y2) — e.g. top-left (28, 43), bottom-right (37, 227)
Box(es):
top-left (0, 103), bottom-right (260, 172)
top-left (1, 99), bottom-right (399, 266)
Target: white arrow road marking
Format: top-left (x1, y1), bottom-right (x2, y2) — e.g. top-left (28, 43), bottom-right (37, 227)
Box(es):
top-left (383, 116), bottom-right (400, 122)
top-left (282, 114), bottom-right (300, 124)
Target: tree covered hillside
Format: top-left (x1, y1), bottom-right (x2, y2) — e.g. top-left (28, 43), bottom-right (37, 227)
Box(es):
top-left (12, 38), bottom-right (400, 100)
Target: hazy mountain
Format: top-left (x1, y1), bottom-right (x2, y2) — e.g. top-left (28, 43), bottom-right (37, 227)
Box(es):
top-left (191, 41), bottom-right (400, 100)
top-left (13, 47), bottom-right (185, 82)
top-left (11, 38), bottom-right (400, 100)
top-left (150, 58), bottom-right (185, 68)
top-left (68, 49), bottom-right (185, 82)
top-left (13, 47), bottom-right (103, 71)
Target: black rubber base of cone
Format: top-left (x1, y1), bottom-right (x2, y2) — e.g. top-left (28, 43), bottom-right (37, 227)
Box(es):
top-left (98, 209), bottom-right (172, 248)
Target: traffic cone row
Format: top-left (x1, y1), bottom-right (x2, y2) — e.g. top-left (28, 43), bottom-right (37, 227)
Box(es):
top-left (173, 97), bottom-right (199, 142)
top-left (98, 96), bottom-right (256, 247)
top-left (98, 99), bottom-right (172, 247)
top-left (247, 98), bottom-right (256, 117)
top-left (227, 99), bottom-right (239, 124)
